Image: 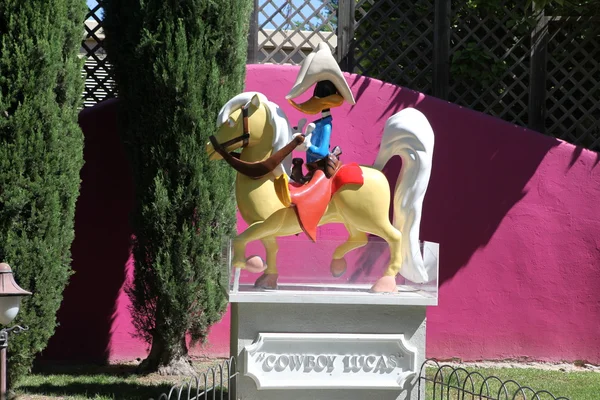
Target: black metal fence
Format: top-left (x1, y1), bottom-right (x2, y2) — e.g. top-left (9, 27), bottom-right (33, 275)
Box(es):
top-left (149, 357), bottom-right (238, 400)
top-left (418, 359), bottom-right (571, 400)
top-left (149, 356), bottom-right (570, 400)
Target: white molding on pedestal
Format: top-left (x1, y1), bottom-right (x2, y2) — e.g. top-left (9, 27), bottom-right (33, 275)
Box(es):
top-left (229, 285), bottom-right (437, 305)
top-left (243, 333), bottom-right (418, 390)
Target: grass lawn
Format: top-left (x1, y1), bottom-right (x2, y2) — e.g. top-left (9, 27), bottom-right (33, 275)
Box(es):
top-left (423, 366), bottom-right (600, 400)
top-left (13, 361), bottom-right (225, 400)
top-left (11, 362), bottom-right (599, 399)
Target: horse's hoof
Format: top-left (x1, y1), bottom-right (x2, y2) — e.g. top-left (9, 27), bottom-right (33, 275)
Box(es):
top-left (330, 258), bottom-right (347, 277)
top-left (246, 256), bottom-right (267, 273)
top-left (370, 276), bottom-right (399, 293)
top-left (254, 273), bottom-right (278, 289)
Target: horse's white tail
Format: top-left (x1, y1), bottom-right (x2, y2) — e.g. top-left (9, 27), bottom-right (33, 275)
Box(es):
top-left (373, 108), bottom-right (434, 283)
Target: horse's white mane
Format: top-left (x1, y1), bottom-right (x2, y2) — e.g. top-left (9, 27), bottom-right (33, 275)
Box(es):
top-left (217, 92), bottom-right (293, 178)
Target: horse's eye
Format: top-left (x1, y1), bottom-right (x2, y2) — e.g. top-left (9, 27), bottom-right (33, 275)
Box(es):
top-left (228, 117), bottom-right (235, 127)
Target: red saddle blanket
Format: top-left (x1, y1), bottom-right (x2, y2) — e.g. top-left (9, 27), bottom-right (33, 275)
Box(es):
top-left (289, 163), bottom-right (364, 242)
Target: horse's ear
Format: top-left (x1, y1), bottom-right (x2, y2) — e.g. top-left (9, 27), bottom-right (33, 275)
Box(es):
top-left (249, 93), bottom-right (262, 110)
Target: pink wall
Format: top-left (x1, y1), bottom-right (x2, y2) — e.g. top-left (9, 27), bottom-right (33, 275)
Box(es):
top-left (43, 64), bottom-right (600, 364)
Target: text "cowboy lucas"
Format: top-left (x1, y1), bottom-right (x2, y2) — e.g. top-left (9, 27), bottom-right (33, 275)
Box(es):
top-left (257, 353), bottom-right (404, 374)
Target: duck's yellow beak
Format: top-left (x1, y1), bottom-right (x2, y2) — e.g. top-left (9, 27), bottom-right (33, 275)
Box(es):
top-left (288, 94), bottom-right (344, 114)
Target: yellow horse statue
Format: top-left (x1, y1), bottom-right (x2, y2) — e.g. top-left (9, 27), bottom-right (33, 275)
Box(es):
top-left (206, 92), bottom-right (434, 293)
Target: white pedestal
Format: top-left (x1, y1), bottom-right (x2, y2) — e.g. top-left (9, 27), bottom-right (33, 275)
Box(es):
top-left (228, 241), bottom-right (438, 399)
top-left (230, 291), bottom-right (431, 400)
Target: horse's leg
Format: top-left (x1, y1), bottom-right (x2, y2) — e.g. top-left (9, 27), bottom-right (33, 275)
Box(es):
top-left (252, 237), bottom-right (280, 288)
top-left (361, 222), bottom-right (403, 293)
top-left (232, 207), bottom-right (303, 289)
top-left (231, 221), bottom-right (259, 270)
top-left (243, 237), bottom-right (277, 274)
top-left (330, 225), bottom-right (368, 277)
top-left (333, 169), bottom-right (403, 292)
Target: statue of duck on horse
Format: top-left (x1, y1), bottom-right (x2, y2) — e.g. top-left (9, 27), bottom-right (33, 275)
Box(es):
top-left (206, 43), bottom-right (435, 293)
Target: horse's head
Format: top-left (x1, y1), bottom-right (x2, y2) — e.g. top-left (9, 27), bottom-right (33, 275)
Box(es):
top-left (207, 92), bottom-right (294, 179)
top-left (206, 92), bottom-right (274, 161)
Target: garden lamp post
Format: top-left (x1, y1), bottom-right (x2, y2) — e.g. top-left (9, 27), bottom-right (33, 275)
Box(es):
top-left (0, 263), bottom-right (31, 400)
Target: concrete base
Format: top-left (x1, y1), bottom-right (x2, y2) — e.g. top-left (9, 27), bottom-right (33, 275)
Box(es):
top-left (231, 302), bottom-right (426, 400)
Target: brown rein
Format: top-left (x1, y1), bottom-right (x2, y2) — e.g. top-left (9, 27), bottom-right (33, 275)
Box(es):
top-left (209, 134), bottom-right (304, 180)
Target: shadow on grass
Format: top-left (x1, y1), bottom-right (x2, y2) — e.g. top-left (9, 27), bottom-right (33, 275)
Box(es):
top-left (20, 363), bottom-right (229, 399)
top-left (33, 362), bottom-right (140, 377)
top-left (17, 382), bottom-right (174, 400)
top-left (18, 380), bottom-right (228, 400)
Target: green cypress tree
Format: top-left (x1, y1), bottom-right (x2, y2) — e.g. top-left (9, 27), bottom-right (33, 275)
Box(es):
top-left (0, 0), bottom-right (86, 383)
top-left (103, 0), bottom-right (250, 373)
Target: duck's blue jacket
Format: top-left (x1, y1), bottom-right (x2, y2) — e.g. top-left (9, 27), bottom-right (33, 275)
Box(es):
top-left (306, 115), bottom-right (332, 163)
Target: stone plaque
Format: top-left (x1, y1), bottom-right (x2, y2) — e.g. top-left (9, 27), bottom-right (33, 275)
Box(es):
top-left (243, 333), bottom-right (417, 390)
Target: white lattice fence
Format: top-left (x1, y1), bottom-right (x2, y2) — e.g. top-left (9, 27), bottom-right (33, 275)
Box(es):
top-left (82, 0), bottom-right (599, 152)
top-left (353, 0), bottom-right (434, 93)
top-left (545, 18), bottom-right (600, 150)
top-left (256, 0), bottom-right (337, 64)
top-left (81, 0), bottom-right (116, 108)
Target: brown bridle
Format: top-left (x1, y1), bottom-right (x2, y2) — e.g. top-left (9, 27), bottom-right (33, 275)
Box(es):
top-left (209, 104), bottom-right (304, 180)
top-left (215, 105), bottom-right (250, 150)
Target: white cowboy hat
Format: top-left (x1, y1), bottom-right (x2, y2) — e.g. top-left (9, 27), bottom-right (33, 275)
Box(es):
top-left (286, 42), bottom-right (356, 105)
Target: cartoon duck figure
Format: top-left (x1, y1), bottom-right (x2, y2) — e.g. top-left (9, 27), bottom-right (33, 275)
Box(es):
top-left (286, 42), bottom-right (356, 184)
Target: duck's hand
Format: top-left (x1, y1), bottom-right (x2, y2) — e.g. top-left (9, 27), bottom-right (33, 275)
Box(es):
top-left (294, 132), bottom-right (312, 152)
top-left (293, 122), bottom-right (315, 152)
top-left (301, 123), bottom-right (315, 150)
top-left (292, 118), bottom-right (307, 135)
